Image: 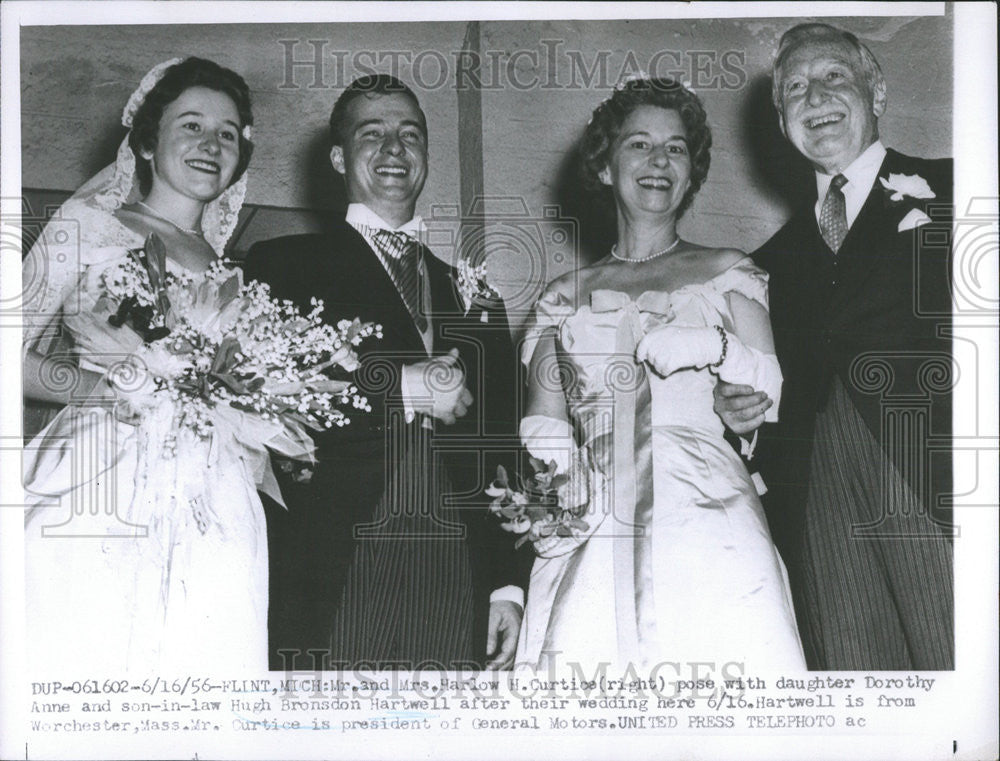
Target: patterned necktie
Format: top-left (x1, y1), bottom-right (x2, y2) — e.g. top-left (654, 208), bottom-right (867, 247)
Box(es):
top-left (819, 173), bottom-right (849, 253)
top-left (369, 228), bottom-right (427, 332)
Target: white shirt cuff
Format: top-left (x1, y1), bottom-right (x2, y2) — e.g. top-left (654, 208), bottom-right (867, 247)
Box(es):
top-left (490, 585), bottom-right (524, 609)
top-left (399, 363), bottom-right (417, 424)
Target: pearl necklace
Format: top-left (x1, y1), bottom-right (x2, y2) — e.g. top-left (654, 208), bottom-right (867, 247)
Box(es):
top-left (610, 236), bottom-right (681, 262)
top-left (136, 201), bottom-right (202, 236)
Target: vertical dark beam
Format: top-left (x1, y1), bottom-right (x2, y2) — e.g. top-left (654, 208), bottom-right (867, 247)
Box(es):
top-left (456, 20), bottom-right (485, 262)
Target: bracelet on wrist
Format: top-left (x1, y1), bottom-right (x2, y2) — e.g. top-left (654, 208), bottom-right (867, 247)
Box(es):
top-left (710, 325), bottom-right (728, 368)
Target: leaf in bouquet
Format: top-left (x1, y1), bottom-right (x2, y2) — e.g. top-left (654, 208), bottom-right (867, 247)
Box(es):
top-left (306, 378), bottom-right (352, 394)
top-left (246, 377), bottom-right (266, 393)
top-left (215, 273), bottom-right (240, 307)
top-left (569, 518), bottom-right (590, 531)
top-left (549, 473), bottom-right (570, 488)
top-left (282, 410), bottom-right (315, 426)
top-left (142, 233), bottom-right (172, 317)
top-left (211, 372), bottom-right (252, 395)
top-left (210, 336), bottom-right (243, 376)
top-left (556, 525), bottom-right (574, 537)
top-left (264, 380), bottom-right (306, 396)
top-left (528, 456), bottom-right (548, 474)
top-left (495, 464), bottom-right (508, 483)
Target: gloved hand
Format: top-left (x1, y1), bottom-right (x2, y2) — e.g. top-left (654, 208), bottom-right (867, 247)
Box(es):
top-left (635, 325), bottom-right (725, 378)
top-left (636, 325), bottom-right (782, 422)
top-left (519, 414), bottom-right (575, 473)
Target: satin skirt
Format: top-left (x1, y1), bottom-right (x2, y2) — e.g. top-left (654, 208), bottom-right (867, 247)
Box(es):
top-left (24, 405), bottom-right (269, 675)
top-left (516, 425), bottom-right (805, 675)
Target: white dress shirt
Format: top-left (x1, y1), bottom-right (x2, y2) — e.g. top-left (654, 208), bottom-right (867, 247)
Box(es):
top-left (813, 140), bottom-right (887, 231)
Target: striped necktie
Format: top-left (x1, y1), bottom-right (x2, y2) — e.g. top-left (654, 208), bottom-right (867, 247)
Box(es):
top-left (368, 227), bottom-right (427, 332)
top-left (819, 173), bottom-right (849, 253)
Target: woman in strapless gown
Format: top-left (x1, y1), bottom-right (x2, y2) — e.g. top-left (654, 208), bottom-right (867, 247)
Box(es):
top-left (515, 77), bottom-right (805, 674)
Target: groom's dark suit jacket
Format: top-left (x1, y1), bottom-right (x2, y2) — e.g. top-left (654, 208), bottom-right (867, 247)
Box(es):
top-left (244, 218), bottom-right (527, 668)
top-left (753, 148), bottom-right (954, 567)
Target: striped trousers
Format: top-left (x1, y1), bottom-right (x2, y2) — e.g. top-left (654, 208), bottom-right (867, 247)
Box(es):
top-left (329, 422), bottom-right (475, 670)
top-left (800, 377), bottom-right (954, 670)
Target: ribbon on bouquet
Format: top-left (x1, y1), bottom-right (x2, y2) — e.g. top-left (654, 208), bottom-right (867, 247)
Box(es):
top-left (590, 290), bottom-right (668, 668)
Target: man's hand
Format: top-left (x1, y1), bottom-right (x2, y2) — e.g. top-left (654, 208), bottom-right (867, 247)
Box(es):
top-left (713, 381), bottom-right (772, 435)
top-left (484, 600), bottom-right (522, 670)
top-left (402, 348), bottom-right (473, 425)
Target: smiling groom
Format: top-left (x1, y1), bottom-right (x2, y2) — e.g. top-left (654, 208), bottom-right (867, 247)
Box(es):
top-left (245, 75), bottom-right (525, 671)
top-left (715, 23), bottom-right (954, 670)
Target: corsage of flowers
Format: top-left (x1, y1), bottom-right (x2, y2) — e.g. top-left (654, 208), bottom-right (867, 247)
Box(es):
top-left (486, 451), bottom-right (591, 550)
top-left (879, 172), bottom-right (936, 232)
top-left (455, 257), bottom-right (503, 320)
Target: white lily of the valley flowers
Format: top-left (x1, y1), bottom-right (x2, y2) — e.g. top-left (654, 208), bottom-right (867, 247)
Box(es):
top-left (879, 173), bottom-right (936, 202)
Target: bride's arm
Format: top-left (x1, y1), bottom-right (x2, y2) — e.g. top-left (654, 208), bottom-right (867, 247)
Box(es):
top-left (720, 291), bottom-right (782, 422)
top-left (522, 330), bottom-right (575, 470)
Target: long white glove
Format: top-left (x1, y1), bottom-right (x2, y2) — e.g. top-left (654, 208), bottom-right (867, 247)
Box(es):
top-left (519, 414), bottom-right (576, 473)
top-left (636, 325), bottom-right (782, 422)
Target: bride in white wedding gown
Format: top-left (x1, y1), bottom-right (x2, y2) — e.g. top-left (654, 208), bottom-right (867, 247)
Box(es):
top-left (516, 78), bottom-right (806, 673)
top-left (22, 58), bottom-right (267, 674)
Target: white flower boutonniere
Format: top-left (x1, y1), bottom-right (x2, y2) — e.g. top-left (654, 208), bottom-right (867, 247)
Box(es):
top-left (456, 258), bottom-right (503, 321)
top-left (879, 173), bottom-right (936, 202)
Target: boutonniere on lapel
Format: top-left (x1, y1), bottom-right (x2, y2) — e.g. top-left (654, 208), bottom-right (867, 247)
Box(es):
top-left (455, 258), bottom-right (503, 322)
top-left (878, 173), bottom-right (936, 232)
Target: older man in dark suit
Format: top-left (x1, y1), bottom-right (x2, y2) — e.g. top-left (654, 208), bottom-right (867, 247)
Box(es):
top-left (716, 23), bottom-right (954, 670)
top-left (245, 75), bottom-right (525, 671)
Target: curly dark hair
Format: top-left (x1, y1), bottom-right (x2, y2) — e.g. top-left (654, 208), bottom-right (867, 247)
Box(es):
top-left (328, 74), bottom-right (426, 146)
top-left (580, 77), bottom-right (712, 218)
top-left (128, 57), bottom-right (254, 196)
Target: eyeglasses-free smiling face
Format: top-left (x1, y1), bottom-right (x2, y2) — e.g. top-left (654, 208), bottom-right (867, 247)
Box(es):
top-left (777, 38), bottom-right (885, 174)
top-left (599, 105), bottom-right (692, 221)
top-left (330, 92), bottom-right (429, 227)
top-left (143, 86), bottom-right (242, 203)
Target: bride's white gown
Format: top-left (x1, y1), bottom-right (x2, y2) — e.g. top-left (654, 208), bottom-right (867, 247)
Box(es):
top-left (23, 212), bottom-right (268, 675)
top-left (516, 259), bottom-right (805, 673)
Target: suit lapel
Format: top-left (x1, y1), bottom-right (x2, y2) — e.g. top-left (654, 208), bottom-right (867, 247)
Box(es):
top-left (334, 223), bottom-right (428, 354)
top-left (832, 151), bottom-right (903, 306)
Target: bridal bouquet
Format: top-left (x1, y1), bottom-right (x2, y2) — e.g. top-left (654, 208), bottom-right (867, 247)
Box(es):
top-left (486, 450), bottom-right (591, 549)
top-left (79, 233), bottom-right (380, 464)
